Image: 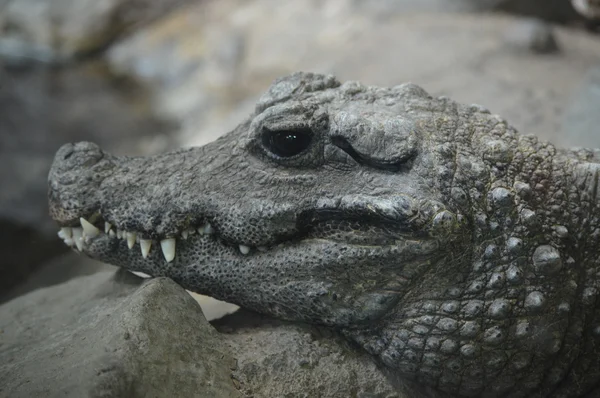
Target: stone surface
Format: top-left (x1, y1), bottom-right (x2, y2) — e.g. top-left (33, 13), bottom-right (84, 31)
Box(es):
top-left (214, 310), bottom-right (422, 398)
top-left (0, 0), bottom-right (191, 64)
top-left (503, 18), bottom-right (561, 54)
top-left (562, 65), bottom-right (600, 148)
top-left (0, 270), bottom-right (241, 398)
top-left (106, 0), bottom-right (600, 151)
top-left (0, 268), bottom-right (417, 397)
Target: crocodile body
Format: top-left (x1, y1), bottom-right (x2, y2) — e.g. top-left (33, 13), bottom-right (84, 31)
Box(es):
top-left (48, 73), bottom-right (600, 397)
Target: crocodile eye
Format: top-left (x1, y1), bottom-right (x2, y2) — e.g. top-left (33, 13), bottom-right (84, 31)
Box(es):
top-left (262, 127), bottom-right (313, 158)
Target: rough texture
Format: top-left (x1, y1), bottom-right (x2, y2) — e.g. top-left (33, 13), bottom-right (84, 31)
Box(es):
top-left (0, 270), bottom-right (240, 398)
top-left (215, 309), bottom-right (423, 398)
top-left (48, 73), bottom-right (600, 397)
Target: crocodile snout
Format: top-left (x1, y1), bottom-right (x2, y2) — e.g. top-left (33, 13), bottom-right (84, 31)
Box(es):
top-left (54, 142), bottom-right (104, 170)
top-left (48, 142), bottom-right (113, 225)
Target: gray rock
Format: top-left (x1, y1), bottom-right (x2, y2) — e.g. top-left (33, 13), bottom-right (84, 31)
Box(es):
top-left (215, 311), bottom-right (423, 398)
top-left (504, 18), bottom-right (560, 54)
top-left (562, 65), bottom-right (600, 148)
top-left (0, 270), bottom-right (241, 398)
top-left (105, 0), bottom-right (600, 150)
top-left (0, 0), bottom-right (191, 64)
top-left (0, 267), bottom-right (422, 397)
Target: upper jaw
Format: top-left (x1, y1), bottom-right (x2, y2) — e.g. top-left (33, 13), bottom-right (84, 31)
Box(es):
top-left (49, 141), bottom-right (462, 268)
top-left (56, 214), bottom-right (229, 263)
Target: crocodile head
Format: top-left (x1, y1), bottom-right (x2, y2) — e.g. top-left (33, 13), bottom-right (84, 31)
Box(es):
top-left (48, 73), bottom-right (599, 396)
top-left (49, 72), bottom-right (469, 326)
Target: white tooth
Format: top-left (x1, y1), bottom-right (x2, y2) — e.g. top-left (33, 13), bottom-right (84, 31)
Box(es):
top-left (203, 223), bottom-right (214, 234)
top-left (188, 228), bottom-right (196, 235)
top-left (72, 228), bottom-right (84, 251)
top-left (63, 237), bottom-right (74, 246)
top-left (182, 230), bottom-right (189, 240)
top-left (257, 246), bottom-right (267, 252)
top-left (239, 245), bottom-right (250, 255)
top-left (140, 239), bottom-right (152, 259)
top-left (109, 229), bottom-right (116, 237)
top-left (105, 222), bottom-right (112, 234)
top-left (160, 238), bottom-right (176, 262)
top-left (126, 232), bottom-right (137, 249)
top-left (80, 218), bottom-right (100, 238)
top-left (58, 227), bottom-right (72, 239)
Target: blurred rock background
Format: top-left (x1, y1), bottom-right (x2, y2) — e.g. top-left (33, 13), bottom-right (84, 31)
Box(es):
top-left (1, 0), bottom-right (599, 314)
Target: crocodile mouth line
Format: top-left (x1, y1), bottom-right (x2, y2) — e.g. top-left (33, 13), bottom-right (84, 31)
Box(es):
top-left (56, 214), bottom-right (260, 263)
top-left (55, 210), bottom-right (433, 264)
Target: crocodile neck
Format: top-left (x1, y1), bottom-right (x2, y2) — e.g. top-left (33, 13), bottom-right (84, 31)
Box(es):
top-left (344, 137), bottom-right (600, 397)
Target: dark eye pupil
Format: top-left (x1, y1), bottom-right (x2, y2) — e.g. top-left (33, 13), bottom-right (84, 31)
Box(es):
top-left (263, 128), bottom-right (312, 157)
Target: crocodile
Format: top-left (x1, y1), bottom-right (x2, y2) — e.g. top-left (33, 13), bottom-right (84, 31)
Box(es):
top-left (48, 72), bottom-right (600, 398)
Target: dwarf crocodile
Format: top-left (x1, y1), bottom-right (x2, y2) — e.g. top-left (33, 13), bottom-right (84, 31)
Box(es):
top-left (48, 72), bottom-right (600, 398)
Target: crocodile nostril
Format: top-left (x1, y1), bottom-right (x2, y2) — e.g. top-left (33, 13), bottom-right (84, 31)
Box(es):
top-left (54, 142), bottom-right (104, 171)
top-left (48, 142), bottom-right (109, 224)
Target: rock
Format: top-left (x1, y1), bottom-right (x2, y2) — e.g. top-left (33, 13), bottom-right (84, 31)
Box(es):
top-left (106, 0), bottom-right (600, 149)
top-left (0, 270), bottom-right (241, 398)
top-left (0, 0), bottom-right (191, 64)
top-left (214, 310), bottom-right (419, 398)
top-left (562, 65), bottom-right (600, 148)
top-left (0, 268), bottom-right (428, 397)
top-left (491, 0), bottom-right (582, 24)
top-left (0, 62), bottom-right (175, 295)
top-left (504, 18), bottom-right (560, 54)
top-left (571, 0), bottom-right (600, 19)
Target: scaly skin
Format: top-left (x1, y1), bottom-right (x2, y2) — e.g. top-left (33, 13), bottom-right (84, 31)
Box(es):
top-left (48, 73), bottom-right (600, 397)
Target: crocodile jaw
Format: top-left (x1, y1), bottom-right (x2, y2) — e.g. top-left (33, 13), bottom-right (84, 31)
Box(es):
top-left (48, 138), bottom-right (461, 327)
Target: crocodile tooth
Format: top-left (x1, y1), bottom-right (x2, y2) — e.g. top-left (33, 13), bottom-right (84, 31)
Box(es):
top-left (257, 246), bottom-right (267, 252)
top-left (140, 239), bottom-right (152, 259)
top-left (72, 227), bottom-right (84, 251)
top-left (105, 222), bottom-right (112, 234)
top-left (109, 229), bottom-right (116, 237)
top-left (58, 227), bottom-right (72, 239)
top-left (136, 235), bottom-right (140, 243)
top-left (182, 230), bottom-right (189, 240)
top-left (188, 228), bottom-right (196, 235)
top-left (126, 232), bottom-right (137, 249)
top-left (239, 245), bottom-right (250, 255)
top-left (160, 238), bottom-right (176, 262)
top-left (64, 237), bottom-right (74, 247)
top-left (117, 230), bottom-right (123, 239)
top-left (80, 217), bottom-right (100, 238)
